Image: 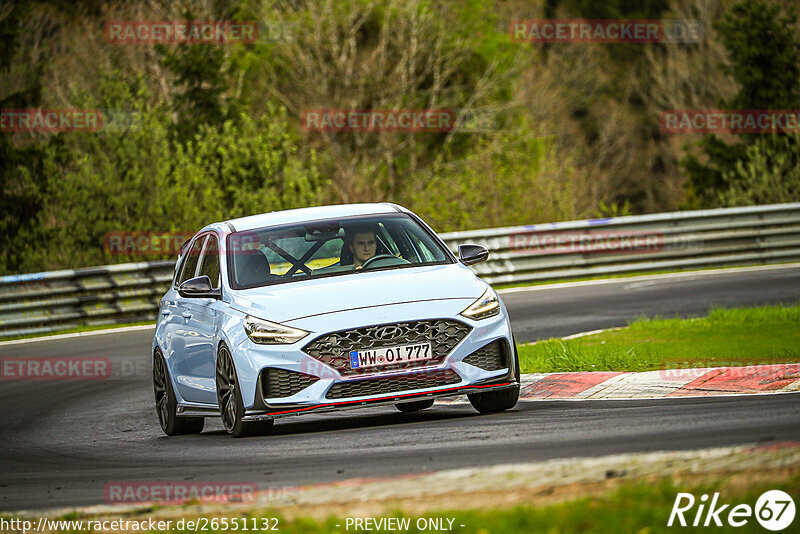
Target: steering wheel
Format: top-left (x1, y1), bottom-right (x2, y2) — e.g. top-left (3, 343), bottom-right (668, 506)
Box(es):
top-left (360, 254), bottom-right (408, 269)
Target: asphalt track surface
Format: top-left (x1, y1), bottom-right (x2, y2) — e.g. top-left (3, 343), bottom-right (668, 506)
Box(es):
top-left (1, 266), bottom-right (799, 511)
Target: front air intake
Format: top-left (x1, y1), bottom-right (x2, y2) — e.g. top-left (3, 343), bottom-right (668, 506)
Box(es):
top-left (463, 340), bottom-right (507, 371)
top-left (260, 368), bottom-right (319, 399)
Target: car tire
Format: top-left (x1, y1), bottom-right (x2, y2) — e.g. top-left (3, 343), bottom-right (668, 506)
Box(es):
top-left (395, 398), bottom-right (435, 412)
top-left (216, 343), bottom-right (274, 438)
top-left (153, 350), bottom-right (205, 435)
top-left (468, 337), bottom-right (520, 414)
top-left (467, 386), bottom-right (519, 413)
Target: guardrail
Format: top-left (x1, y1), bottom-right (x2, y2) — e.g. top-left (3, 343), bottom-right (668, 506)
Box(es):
top-left (439, 202), bottom-right (800, 286)
top-left (1, 203), bottom-right (799, 338)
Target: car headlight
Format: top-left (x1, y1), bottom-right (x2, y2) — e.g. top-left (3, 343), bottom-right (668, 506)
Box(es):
top-left (460, 286), bottom-right (501, 320)
top-left (244, 315), bottom-right (309, 344)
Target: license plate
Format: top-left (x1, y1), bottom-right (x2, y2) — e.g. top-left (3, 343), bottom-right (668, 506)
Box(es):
top-left (349, 342), bottom-right (432, 369)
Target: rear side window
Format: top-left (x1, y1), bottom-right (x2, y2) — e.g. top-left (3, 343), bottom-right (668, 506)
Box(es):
top-left (177, 236), bottom-right (206, 285)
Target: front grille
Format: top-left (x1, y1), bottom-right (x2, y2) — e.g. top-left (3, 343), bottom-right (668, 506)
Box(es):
top-left (463, 341), bottom-right (507, 371)
top-left (303, 319), bottom-right (472, 376)
top-left (261, 368), bottom-right (319, 399)
top-left (325, 369), bottom-right (461, 399)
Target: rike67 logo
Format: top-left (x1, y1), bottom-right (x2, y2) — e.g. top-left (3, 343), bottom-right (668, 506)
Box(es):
top-left (668, 490), bottom-right (796, 530)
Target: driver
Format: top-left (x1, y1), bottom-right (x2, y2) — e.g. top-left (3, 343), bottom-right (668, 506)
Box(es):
top-left (347, 227), bottom-right (377, 269)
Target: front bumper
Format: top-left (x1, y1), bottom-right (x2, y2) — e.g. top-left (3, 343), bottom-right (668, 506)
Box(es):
top-left (242, 379), bottom-right (517, 421)
top-left (227, 299), bottom-right (516, 418)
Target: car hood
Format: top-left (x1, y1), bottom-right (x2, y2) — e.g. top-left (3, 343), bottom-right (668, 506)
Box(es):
top-left (229, 264), bottom-right (484, 323)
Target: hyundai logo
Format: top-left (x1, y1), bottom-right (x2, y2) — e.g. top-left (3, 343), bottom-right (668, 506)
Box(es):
top-left (375, 326), bottom-right (401, 339)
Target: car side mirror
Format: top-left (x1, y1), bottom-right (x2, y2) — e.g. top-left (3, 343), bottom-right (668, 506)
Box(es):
top-left (178, 275), bottom-right (221, 299)
top-left (458, 244), bottom-right (488, 266)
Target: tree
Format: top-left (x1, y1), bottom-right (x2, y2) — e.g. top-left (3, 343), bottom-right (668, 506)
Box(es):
top-left (21, 73), bottom-right (323, 272)
top-left (157, 42), bottom-right (230, 141)
top-left (718, 134), bottom-right (800, 206)
top-left (0, 1), bottom-right (47, 273)
top-left (155, 3), bottom-right (240, 142)
top-left (684, 0), bottom-right (800, 206)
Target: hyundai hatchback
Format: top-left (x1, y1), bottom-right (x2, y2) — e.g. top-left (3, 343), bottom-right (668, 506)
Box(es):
top-left (152, 203), bottom-right (519, 437)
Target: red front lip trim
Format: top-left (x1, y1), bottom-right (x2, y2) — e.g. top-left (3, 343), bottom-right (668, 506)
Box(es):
top-left (266, 382), bottom-right (514, 416)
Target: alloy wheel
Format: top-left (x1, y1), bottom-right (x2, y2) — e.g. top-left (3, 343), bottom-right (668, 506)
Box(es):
top-left (153, 353), bottom-right (169, 431)
top-left (216, 346), bottom-right (238, 432)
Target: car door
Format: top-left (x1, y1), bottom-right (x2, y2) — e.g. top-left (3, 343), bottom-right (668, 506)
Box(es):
top-left (179, 233), bottom-right (223, 405)
top-left (169, 234), bottom-right (211, 404)
top-left (157, 240), bottom-right (194, 375)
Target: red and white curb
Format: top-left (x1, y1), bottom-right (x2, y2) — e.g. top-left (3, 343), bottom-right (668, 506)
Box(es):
top-left (516, 364), bottom-right (800, 400)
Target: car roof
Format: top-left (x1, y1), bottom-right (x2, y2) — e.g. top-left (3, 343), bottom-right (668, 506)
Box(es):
top-left (222, 203), bottom-right (403, 232)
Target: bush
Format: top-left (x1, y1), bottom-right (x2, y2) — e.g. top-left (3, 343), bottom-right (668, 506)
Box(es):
top-left (718, 134), bottom-right (800, 206)
top-left (11, 73), bottom-right (322, 272)
top-left (406, 119), bottom-right (581, 232)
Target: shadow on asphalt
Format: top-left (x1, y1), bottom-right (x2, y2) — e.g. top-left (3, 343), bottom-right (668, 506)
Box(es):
top-left (161, 404), bottom-right (537, 440)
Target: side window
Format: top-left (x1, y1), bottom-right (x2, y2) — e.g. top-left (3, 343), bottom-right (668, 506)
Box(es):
top-left (197, 234), bottom-right (221, 289)
top-left (177, 236), bottom-right (206, 285)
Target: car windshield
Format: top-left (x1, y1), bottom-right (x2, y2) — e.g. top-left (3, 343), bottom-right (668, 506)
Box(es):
top-left (227, 213), bottom-right (452, 288)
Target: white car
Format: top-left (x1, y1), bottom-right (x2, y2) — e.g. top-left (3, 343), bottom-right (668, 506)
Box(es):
top-left (152, 203), bottom-right (519, 437)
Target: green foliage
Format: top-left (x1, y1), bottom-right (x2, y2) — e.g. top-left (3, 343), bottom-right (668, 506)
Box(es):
top-left (595, 200), bottom-right (632, 218)
top-left (5, 0), bottom-right (798, 275)
top-left (0, 1), bottom-right (27, 70)
top-left (549, 0), bottom-right (670, 19)
top-left (153, 3), bottom-right (245, 142)
top-left (406, 119), bottom-right (578, 232)
top-left (157, 42), bottom-right (230, 142)
top-left (239, 0), bottom-right (528, 204)
top-left (0, 1), bottom-right (47, 273)
top-left (174, 109), bottom-right (324, 220)
top-left (718, 133), bottom-right (800, 206)
top-left (685, 0), bottom-right (800, 206)
top-left (8, 72), bottom-right (322, 273)
top-left (546, 0), bottom-right (671, 64)
top-left (717, 1), bottom-right (800, 110)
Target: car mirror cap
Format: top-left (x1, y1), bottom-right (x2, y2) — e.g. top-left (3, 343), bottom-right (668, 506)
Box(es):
top-left (458, 244), bottom-right (489, 266)
top-left (178, 275), bottom-right (220, 298)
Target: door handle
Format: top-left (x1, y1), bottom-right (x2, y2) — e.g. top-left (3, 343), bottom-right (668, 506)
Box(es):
top-left (161, 310), bottom-right (171, 316)
top-left (181, 312), bottom-right (192, 320)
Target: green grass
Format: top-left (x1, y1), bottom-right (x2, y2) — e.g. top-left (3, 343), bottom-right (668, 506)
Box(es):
top-left (518, 303), bottom-right (800, 373)
top-left (0, 320), bottom-right (155, 342)
top-left (415, 475), bottom-right (800, 534)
